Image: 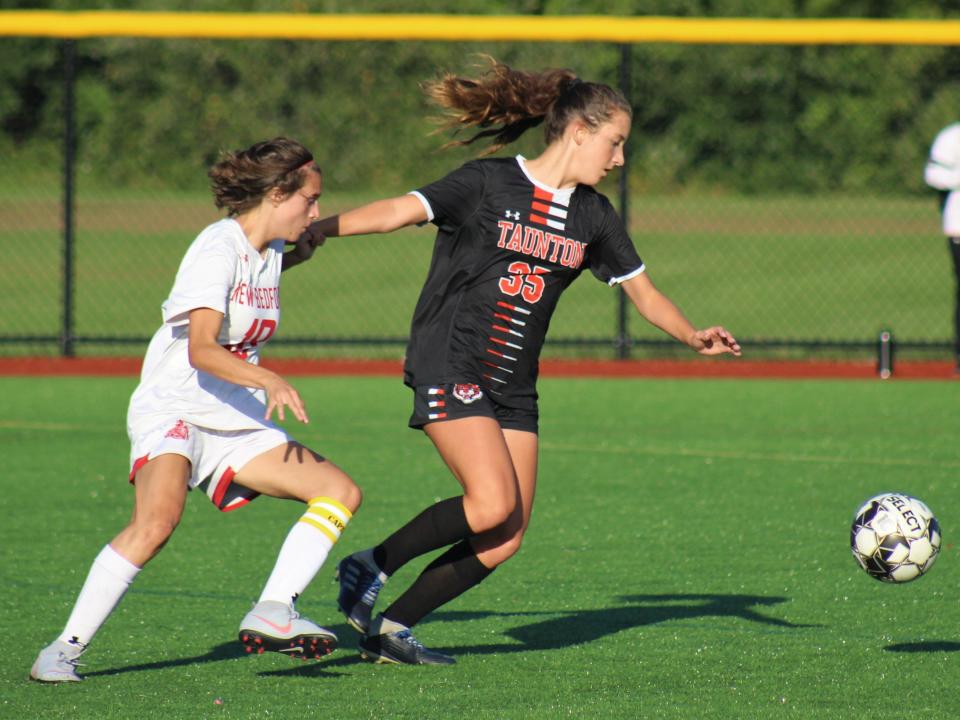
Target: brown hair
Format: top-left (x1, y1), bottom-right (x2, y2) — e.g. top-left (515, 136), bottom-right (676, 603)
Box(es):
top-left (424, 56), bottom-right (632, 154)
top-left (208, 137), bottom-right (320, 216)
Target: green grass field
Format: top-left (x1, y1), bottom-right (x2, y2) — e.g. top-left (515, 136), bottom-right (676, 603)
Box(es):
top-left (3, 374), bottom-right (959, 719)
top-left (1, 191), bottom-right (953, 359)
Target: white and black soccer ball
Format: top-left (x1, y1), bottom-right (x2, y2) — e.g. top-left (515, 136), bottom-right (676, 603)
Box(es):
top-left (850, 493), bottom-right (941, 583)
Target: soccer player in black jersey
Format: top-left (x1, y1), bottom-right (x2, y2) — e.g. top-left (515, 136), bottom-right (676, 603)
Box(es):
top-left (310, 59), bottom-right (741, 665)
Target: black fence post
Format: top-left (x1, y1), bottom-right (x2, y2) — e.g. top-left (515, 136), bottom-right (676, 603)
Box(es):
top-left (616, 42), bottom-right (632, 360)
top-left (60, 39), bottom-right (76, 357)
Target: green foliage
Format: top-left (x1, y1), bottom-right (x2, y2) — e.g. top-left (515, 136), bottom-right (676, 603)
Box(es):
top-left (2, 3), bottom-right (960, 194)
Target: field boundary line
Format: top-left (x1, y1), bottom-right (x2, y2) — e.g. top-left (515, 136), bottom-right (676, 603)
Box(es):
top-left (0, 357), bottom-right (956, 379)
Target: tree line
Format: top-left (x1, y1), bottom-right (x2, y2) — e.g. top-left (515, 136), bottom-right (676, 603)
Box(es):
top-left (1, 0), bottom-right (958, 195)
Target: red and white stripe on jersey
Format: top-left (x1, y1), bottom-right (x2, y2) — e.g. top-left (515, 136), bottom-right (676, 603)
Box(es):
top-left (497, 301), bottom-right (531, 316)
top-left (489, 336), bottom-right (523, 350)
top-left (483, 300), bottom-right (531, 389)
top-left (529, 186), bottom-right (569, 232)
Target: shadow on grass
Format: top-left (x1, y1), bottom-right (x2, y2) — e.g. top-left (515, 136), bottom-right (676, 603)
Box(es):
top-left (885, 641), bottom-right (960, 653)
top-left (435, 593), bottom-right (818, 657)
top-left (85, 642), bottom-right (248, 679)
top-left (88, 593), bottom-right (812, 678)
top-left (86, 623), bottom-right (360, 679)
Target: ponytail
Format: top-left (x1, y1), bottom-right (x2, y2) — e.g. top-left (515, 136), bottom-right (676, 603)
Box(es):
top-left (425, 56), bottom-right (631, 153)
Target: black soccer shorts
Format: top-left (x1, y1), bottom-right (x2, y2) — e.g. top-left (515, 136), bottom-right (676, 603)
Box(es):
top-left (408, 383), bottom-right (538, 433)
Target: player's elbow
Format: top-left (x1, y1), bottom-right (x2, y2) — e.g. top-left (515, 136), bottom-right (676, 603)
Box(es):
top-left (186, 342), bottom-right (216, 372)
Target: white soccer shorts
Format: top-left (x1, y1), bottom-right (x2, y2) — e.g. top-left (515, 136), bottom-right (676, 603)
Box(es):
top-left (128, 418), bottom-right (290, 511)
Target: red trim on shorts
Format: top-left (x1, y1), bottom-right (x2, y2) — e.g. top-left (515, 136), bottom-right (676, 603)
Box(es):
top-left (212, 466), bottom-right (236, 508)
top-left (129, 454), bottom-right (150, 484)
top-left (219, 497), bottom-right (252, 513)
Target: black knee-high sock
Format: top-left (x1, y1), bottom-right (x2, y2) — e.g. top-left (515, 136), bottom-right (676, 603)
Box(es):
top-left (382, 540), bottom-right (493, 629)
top-left (373, 497), bottom-right (471, 576)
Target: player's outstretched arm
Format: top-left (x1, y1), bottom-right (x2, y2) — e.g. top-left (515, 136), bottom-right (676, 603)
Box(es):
top-left (186, 308), bottom-right (309, 423)
top-left (621, 272), bottom-right (741, 357)
top-left (315, 194), bottom-right (429, 238)
top-left (282, 226), bottom-right (326, 272)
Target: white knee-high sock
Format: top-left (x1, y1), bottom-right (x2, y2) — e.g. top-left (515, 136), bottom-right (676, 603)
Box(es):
top-left (258, 497), bottom-right (352, 606)
top-left (57, 544), bottom-right (141, 647)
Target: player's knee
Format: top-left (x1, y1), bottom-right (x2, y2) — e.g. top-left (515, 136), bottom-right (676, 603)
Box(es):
top-left (336, 480), bottom-right (362, 514)
top-left (131, 515), bottom-right (179, 553)
top-left (300, 465), bottom-right (362, 512)
top-left (478, 528), bottom-right (525, 567)
top-left (493, 531), bottom-right (524, 563)
top-left (465, 491), bottom-right (518, 534)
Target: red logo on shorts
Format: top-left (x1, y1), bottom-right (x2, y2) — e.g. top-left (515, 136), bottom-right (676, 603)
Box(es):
top-left (453, 384), bottom-right (483, 404)
top-left (164, 420), bottom-right (190, 440)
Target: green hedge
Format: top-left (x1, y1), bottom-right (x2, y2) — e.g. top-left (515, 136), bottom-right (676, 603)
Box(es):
top-left (1, 0), bottom-right (959, 194)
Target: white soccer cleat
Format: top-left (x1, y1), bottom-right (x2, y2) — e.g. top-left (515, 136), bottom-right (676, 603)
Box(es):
top-left (30, 640), bottom-right (86, 683)
top-left (238, 600), bottom-right (337, 660)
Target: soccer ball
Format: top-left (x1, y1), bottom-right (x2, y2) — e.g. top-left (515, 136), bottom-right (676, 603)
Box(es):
top-left (850, 493), bottom-right (941, 583)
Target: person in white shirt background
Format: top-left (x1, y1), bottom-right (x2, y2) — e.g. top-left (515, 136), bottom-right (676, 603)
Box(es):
top-left (30, 137), bottom-right (361, 683)
top-left (924, 122), bottom-right (960, 373)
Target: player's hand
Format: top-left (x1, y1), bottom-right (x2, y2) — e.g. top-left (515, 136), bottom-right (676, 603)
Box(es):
top-left (262, 376), bottom-right (309, 424)
top-left (691, 326), bottom-right (742, 357)
top-left (290, 223), bottom-right (326, 262)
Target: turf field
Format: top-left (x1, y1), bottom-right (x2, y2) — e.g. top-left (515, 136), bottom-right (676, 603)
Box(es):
top-left (4, 374), bottom-right (959, 719)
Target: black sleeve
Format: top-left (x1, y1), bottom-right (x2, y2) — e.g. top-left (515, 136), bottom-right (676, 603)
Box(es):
top-left (415, 160), bottom-right (486, 228)
top-left (587, 194), bottom-right (645, 285)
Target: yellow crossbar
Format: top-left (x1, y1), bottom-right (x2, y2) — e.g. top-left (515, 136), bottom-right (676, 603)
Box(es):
top-left (0, 11), bottom-right (958, 45)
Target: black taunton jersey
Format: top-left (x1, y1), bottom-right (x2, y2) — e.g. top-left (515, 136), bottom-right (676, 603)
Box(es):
top-left (404, 156), bottom-right (645, 411)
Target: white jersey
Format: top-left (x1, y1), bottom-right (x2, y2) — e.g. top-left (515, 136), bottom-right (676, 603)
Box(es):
top-left (925, 122), bottom-right (960, 236)
top-left (127, 218), bottom-right (285, 436)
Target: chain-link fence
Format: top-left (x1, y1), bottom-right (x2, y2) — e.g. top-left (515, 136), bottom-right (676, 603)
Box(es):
top-left (2, 18), bottom-right (958, 361)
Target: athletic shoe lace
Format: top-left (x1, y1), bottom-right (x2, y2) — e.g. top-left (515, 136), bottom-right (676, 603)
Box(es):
top-left (58, 650), bottom-right (84, 670)
top-left (361, 574), bottom-right (384, 606)
top-left (395, 630), bottom-right (424, 650)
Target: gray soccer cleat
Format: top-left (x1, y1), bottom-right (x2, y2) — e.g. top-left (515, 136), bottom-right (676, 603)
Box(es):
top-left (30, 640), bottom-right (86, 682)
top-left (238, 600), bottom-right (337, 659)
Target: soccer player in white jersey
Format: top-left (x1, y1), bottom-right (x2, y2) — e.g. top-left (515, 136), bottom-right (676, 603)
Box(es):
top-left (924, 122), bottom-right (960, 372)
top-left (303, 59), bottom-right (741, 665)
top-left (30, 137), bottom-right (361, 682)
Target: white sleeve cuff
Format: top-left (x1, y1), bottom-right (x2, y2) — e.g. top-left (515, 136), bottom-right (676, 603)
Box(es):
top-left (925, 161), bottom-right (960, 191)
top-left (408, 191), bottom-right (434, 223)
top-left (607, 264), bottom-right (646, 287)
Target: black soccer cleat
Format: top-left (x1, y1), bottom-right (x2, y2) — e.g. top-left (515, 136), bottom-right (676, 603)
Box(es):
top-left (358, 628), bottom-right (456, 665)
top-left (335, 551), bottom-right (387, 634)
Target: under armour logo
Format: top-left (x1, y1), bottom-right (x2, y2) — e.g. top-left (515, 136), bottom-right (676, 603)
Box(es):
top-left (505, 210), bottom-right (520, 220)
